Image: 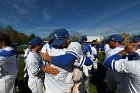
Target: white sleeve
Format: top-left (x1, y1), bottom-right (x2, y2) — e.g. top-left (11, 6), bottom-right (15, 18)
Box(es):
top-left (114, 59), bottom-right (137, 74)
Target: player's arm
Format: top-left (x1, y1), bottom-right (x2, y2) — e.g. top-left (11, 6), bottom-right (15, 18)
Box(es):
top-left (39, 56), bottom-right (60, 75)
top-left (41, 64), bottom-right (59, 76)
top-left (104, 43), bottom-right (138, 71)
top-left (40, 42), bottom-right (79, 66)
top-left (40, 42), bottom-right (93, 67)
top-left (41, 51), bottom-right (78, 66)
top-left (74, 55), bottom-right (93, 68)
top-left (41, 51), bottom-right (92, 67)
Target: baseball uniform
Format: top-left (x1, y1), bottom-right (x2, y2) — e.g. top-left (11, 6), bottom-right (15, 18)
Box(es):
top-left (41, 42), bottom-right (92, 93)
top-left (104, 46), bottom-right (125, 93)
top-left (0, 46), bottom-right (18, 93)
top-left (105, 49), bottom-right (140, 93)
top-left (26, 51), bottom-right (45, 93)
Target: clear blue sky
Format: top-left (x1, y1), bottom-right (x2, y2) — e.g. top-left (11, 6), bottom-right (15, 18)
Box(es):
top-left (0, 0), bottom-right (140, 38)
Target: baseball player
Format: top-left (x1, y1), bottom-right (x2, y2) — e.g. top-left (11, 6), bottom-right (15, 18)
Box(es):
top-left (79, 35), bottom-right (95, 93)
top-left (24, 42), bottom-right (32, 59)
top-left (40, 29), bottom-right (93, 93)
top-left (0, 34), bottom-right (18, 93)
top-left (26, 37), bottom-right (45, 93)
top-left (104, 34), bottom-right (125, 93)
top-left (91, 43), bottom-right (98, 71)
top-left (23, 42), bottom-right (31, 84)
top-left (104, 42), bottom-right (140, 93)
top-left (104, 41), bottom-right (110, 54)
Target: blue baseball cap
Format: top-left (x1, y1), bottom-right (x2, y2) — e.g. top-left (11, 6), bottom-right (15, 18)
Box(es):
top-left (30, 37), bottom-right (43, 46)
top-left (51, 28), bottom-right (69, 46)
top-left (82, 35), bottom-right (87, 41)
top-left (108, 34), bottom-right (124, 42)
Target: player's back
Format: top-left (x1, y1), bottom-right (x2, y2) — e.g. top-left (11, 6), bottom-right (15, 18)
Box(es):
top-left (41, 42), bottom-right (82, 93)
top-left (105, 45), bottom-right (125, 93)
top-left (41, 43), bottom-right (74, 93)
top-left (114, 50), bottom-right (140, 93)
top-left (0, 46), bottom-right (18, 80)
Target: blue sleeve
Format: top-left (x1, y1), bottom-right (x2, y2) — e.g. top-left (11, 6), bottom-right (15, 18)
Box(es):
top-left (51, 53), bottom-right (77, 66)
top-left (0, 50), bottom-right (17, 57)
top-left (84, 57), bottom-right (93, 66)
top-left (104, 54), bottom-right (122, 70)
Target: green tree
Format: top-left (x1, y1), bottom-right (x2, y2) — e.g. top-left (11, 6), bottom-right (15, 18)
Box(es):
top-left (4, 25), bottom-right (30, 44)
top-left (0, 25), bottom-right (4, 33)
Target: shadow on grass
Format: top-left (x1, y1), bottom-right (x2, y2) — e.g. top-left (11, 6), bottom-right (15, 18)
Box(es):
top-left (90, 63), bottom-right (107, 93)
top-left (15, 79), bottom-right (32, 93)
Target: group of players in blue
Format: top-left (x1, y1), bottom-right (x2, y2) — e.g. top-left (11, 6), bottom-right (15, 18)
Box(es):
top-left (0, 28), bottom-right (140, 93)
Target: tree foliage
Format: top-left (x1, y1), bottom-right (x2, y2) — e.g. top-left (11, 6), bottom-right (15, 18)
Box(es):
top-left (0, 25), bottom-right (30, 44)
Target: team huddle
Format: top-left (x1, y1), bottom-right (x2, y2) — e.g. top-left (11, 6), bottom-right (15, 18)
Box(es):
top-left (0, 28), bottom-right (140, 93)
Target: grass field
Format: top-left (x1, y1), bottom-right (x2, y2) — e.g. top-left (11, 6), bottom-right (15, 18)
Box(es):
top-left (16, 46), bottom-right (106, 93)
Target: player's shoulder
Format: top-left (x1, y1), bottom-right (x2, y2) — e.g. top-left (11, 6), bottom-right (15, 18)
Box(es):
top-left (113, 46), bottom-right (125, 53)
top-left (27, 51), bottom-right (35, 58)
top-left (43, 43), bottom-right (49, 47)
top-left (68, 42), bottom-right (81, 49)
top-left (67, 42), bottom-right (83, 56)
top-left (26, 52), bottom-right (37, 61)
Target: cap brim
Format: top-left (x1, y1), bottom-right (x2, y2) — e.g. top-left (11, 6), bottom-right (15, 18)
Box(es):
top-left (51, 39), bottom-right (66, 46)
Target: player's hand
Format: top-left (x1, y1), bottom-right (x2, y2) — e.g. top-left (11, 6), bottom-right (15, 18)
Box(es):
top-left (124, 43), bottom-right (137, 53)
top-left (42, 64), bottom-right (60, 76)
top-left (40, 49), bottom-right (51, 62)
top-left (118, 43), bottom-right (138, 57)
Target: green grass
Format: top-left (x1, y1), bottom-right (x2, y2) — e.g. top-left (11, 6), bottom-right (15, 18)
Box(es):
top-left (17, 45), bottom-right (27, 50)
top-left (89, 82), bottom-right (97, 93)
top-left (17, 56), bottom-right (25, 81)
